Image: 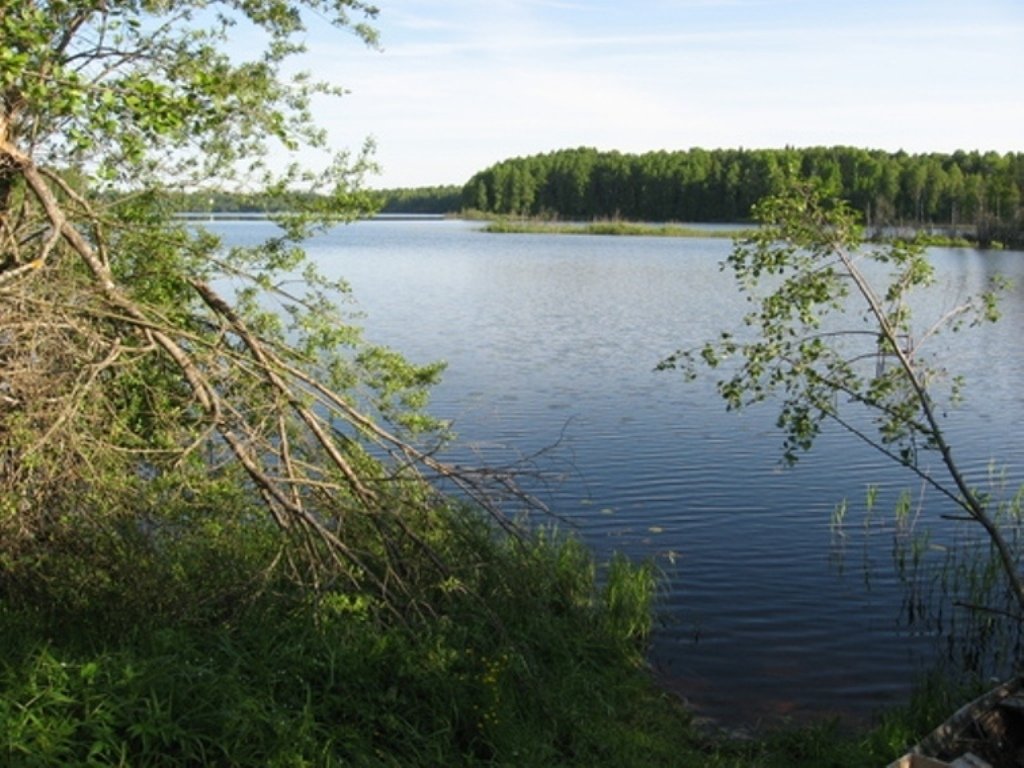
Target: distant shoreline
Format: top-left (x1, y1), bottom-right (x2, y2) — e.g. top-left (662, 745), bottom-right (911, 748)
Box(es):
top-left (479, 219), bottom-right (749, 238)
top-left (475, 218), bottom-right (996, 248)
top-left (175, 211), bottom-right (1001, 249)
top-left (175, 212), bottom-right (447, 222)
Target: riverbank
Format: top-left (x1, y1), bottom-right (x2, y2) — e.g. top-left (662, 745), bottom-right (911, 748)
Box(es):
top-left (0, 499), bottom-right (974, 768)
top-left (0, 496), bottom-right (954, 766)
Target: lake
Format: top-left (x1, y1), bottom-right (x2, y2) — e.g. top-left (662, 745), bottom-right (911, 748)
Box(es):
top-left (211, 217), bottom-right (1024, 728)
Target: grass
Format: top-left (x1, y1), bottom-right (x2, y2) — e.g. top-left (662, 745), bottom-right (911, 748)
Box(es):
top-left (687, 674), bottom-right (986, 768)
top-left (0, 503), bottom-right (700, 766)
top-left (480, 217), bottom-right (750, 238)
top-left (0, 497), bottom-right (973, 766)
top-left (476, 215), bottom-right (1009, 250)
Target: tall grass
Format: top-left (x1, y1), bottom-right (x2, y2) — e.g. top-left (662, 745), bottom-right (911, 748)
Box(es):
top-left (0, 502), bottom-right (709, 766)
top-left (480, 218), bottom-right (746, 238)
top-left (0, 490), bottom-right (981, 765)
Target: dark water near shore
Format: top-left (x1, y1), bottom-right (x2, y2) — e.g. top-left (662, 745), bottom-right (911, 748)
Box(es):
top-left (212, 218), bottom-right (1024, 728)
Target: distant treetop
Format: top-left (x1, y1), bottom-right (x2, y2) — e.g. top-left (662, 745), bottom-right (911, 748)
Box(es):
top-left (462, 146), bottom-right (1023, 246)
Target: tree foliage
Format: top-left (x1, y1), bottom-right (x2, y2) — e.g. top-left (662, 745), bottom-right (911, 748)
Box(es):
top-left (660, 179), bottom-right (1024, 614)
top-left (374, 184), bottom-right (463, 214)
top-left (0, 0), bottom-right (517, 614)
top-left (464, 146), bottom-right (1024, 246)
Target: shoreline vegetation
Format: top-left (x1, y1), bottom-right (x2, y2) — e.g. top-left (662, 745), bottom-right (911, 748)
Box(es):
top-left (474, 215), bottom-right (987, 248)
top-left (1, 506), bottom-right (970, 767)
top-left (479, 217), bottom-right (748, 239)
top-left (353, 145), bottom-right (1024, 247)
top-left (461, 146), bottom-right (1023, 249)
top-left (176, 210), bottom-right (988, 249)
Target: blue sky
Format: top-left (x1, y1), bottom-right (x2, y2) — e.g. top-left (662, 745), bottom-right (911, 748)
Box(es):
top-left (300, 0), bottom-right (1024, 188)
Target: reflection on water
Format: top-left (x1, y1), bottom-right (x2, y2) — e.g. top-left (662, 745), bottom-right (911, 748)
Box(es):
top-left (210, 218), bottom-right (1024, 727)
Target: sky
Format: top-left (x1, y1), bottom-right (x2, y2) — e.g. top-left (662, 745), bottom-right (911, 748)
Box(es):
top-left (296, 0), bottom-right (1024, 189)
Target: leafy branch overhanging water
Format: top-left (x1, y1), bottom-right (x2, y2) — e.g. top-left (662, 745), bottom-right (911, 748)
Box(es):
top-left (661, 179), bottom-right (1023, 623)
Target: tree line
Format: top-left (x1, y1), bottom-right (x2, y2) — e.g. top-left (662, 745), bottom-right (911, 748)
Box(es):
top-left (462, 146), bottom-right (1024, 245)
top-left (375, 184), bottom-right (463, 213)
top-left (168, 185), bottom-right (463, 215)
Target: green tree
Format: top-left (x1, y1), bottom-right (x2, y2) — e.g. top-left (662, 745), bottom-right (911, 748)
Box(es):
top-left (463, 147), bottom-right (1023, 245)
top-left (0, 0), bottom-right (503, 612)
top-left (944, 163), bottom-right (966, 228)
top-left (660, 179), bottom-right (1023, 614)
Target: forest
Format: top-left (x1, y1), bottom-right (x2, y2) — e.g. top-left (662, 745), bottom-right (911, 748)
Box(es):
top-left (168, 185), bottom-right (463, 215)
top-left (168, 147), bottom-right (1024, 248)
top-left (375, 184), bottom-right (463, 213)
top-left (462, 146), bottom-right (1024, 245)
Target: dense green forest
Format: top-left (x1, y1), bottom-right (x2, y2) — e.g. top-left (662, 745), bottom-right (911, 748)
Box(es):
top-left (168, 148), bottom-right (1024, 246)
top-left (169, 185), bottom-right (464, 215)
top-left (375, 184), bottom-right (463, 213)
top-left (168, 189), bottom-right (333, 213)
top-left (463, 146), bottom-right (1024, 245)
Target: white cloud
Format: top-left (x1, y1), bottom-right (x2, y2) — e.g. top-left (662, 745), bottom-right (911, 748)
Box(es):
top-left (298, 0), bottom-right (1024, 187)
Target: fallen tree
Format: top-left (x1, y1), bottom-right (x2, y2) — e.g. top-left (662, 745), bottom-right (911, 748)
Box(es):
top-left (0, 0), bottom-right (526, 616)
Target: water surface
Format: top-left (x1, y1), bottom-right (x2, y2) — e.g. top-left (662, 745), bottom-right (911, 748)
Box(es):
top-left (212, 218), bottom-right (1024, 727)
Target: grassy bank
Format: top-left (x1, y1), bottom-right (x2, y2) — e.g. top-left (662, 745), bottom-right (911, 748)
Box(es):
top-left (0, 498), bottom-right (961, 766)
top-left (0, 500), bottom-right (693, 766)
